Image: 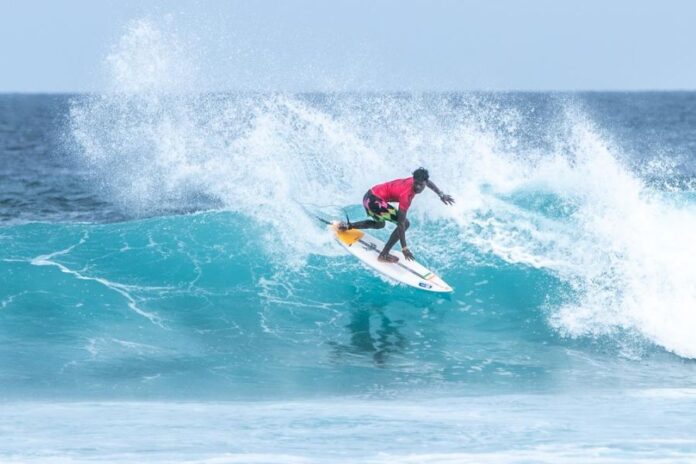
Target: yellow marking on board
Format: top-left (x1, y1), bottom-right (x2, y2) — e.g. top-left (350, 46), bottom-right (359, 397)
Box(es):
top-left (333, 224), bottom-right (365, 245)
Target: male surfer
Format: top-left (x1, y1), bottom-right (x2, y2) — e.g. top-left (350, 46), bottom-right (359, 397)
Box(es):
top-left (339, 168), bottom-right (454, 263)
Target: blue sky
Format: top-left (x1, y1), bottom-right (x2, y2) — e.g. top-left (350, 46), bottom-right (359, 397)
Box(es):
top-left (1, 0), bottom-right (695, 92)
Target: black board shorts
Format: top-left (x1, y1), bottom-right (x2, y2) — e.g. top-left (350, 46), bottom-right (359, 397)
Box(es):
top-left (363, 190), bottom-right (398, 223)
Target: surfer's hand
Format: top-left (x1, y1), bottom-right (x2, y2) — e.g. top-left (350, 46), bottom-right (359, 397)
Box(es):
top-left (439, 193), bottom-right (455, 205)
top-left (403, 247), bottom-right (415, 261)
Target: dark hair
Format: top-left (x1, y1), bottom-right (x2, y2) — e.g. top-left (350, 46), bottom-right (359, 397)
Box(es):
top-left (412, 167), bottom-right (429, 182)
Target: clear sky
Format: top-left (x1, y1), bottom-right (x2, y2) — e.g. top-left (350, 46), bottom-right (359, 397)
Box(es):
top-left (1, 0), bottom-right (695, 92)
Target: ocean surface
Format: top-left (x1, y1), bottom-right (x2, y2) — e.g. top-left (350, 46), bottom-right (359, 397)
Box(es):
top-left (2, 88), bottom-right (696, 463)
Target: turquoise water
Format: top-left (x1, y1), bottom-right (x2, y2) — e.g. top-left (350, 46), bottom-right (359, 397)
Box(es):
top-left (2, 21), bottom-right (696, 462)
top-left (3, 209), bottom-right (695, 400)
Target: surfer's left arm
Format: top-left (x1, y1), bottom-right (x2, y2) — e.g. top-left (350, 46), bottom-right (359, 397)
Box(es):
top-left (426, 180), bottom-right (455, 205)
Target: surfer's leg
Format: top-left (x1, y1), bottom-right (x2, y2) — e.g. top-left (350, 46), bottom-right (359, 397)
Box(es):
top-left (380, 228), bottom-right (400, 259)
top-left (381, 218), bottom-right (409, 249)
top-left (346, 219), bottom-right (384, 229)
top-left (378, 219), bottom-right (409, 263)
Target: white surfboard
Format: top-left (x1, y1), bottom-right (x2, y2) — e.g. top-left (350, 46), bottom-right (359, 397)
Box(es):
top-left (330, 223), bottom-right (453, 293)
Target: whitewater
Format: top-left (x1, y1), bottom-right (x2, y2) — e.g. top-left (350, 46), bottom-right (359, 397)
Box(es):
top-left (1, 19), bottom-right (696, 463)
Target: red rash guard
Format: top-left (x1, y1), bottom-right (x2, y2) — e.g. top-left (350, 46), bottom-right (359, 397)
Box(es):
top-left (370, 177), bottom-right (416, 213)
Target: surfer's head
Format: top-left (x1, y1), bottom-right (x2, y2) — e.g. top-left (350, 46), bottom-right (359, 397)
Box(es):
top-left (413, 168), bottom-right (429, 193)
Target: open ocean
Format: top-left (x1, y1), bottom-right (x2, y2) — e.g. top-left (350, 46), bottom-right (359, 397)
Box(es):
top-left (2, 22), bottom-right (696, 461)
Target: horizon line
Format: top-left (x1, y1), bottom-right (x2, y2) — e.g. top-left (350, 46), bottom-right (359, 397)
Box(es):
top-left (2, 89), bottom-right (696, 96)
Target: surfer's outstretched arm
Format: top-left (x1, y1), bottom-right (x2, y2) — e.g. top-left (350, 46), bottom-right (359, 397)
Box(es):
top-left (426, 180), bottom-right (455, 205)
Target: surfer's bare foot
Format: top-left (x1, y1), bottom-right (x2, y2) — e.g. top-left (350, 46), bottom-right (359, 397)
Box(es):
top-left (378, 252), bottom-right (399, 263)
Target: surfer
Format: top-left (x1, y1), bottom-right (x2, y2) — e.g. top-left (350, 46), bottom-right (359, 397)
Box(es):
top-left (339, 168), bottom-right (454, 263)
